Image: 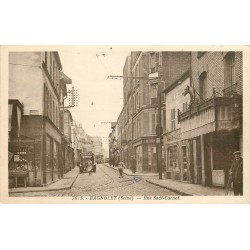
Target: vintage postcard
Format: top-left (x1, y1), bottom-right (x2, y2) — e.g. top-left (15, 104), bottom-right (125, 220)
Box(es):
top-left (0, 45), bottom-right (249, 204)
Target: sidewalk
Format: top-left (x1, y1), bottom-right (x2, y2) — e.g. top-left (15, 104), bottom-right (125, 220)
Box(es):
top-left (146, 177), bottom-right (234, 196)
top-left (104, 163), bottom-right (158, 177)
top-left (9, 167), bottom-right (79, 194)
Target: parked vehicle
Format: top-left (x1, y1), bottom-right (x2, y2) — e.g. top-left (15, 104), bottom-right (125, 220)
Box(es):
top-left (79, 153), bottom-right (93, 173)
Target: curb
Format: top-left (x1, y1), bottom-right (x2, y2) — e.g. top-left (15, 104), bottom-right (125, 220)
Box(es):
top-left (9, 170), bottom-right (80, 194)
top-left (146, 180), bottom-right (192, 196)
top-left (103, 163), bottom-right (158, 177)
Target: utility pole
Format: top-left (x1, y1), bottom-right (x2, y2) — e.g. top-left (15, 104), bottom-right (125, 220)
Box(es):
top-left (157, 74), bottom-right (163, 180)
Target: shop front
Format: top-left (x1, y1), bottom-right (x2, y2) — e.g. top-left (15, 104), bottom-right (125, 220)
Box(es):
top-left (178, 95), bottom-right (242, 187)
top-left (9, 137), bottom-right (42, 188)
top-left (43, 134), bottom-right (60, 184)
top-left (42, 118), bottom-right (62, 185)
top-left (133, 137), bottom-right (158, 173)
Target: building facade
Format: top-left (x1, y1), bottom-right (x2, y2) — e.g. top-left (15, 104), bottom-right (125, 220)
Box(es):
top-left (163, 71), bottom-right (191, 182)
top-left (117, 51), bottom-right (190, 173)
top-left (62, 109), bottom-right (74, 173)
top-left (9, 52), bottom-right (64, 186)
top-left (176, 51), bottom-right (243, 187)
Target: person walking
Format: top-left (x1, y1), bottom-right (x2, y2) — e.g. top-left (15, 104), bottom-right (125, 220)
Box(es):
top-left (130, 155), bottom-right (136, 174)
top-left (118, 161), bottom-right (125, 178)
top-left (91, 153), bottom-right (96, 173)
top-left (229, 151), bottom-right (243, 196)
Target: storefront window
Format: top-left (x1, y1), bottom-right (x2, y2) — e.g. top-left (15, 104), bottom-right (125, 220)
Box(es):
top-left (182, 146), bottom-right (188, 181)
top-left (53, 141), bottom-right (58, 170)
top-left (148, 147), bottom-right (152, 166)
top-left (168, 146), bottom-right (178, 171)
top-left (46, 136), bottom-right (51, 170)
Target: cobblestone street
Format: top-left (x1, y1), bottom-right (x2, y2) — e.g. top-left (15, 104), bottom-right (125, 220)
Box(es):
top-left (9, 164), bottom-right (177, 197)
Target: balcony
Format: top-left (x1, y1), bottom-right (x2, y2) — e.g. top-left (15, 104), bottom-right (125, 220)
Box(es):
top-left (222, 84), bottom-right (237, 97)
top-left (178, 98), bottom-right (214, 122)
top-left (178, 95), bottom-right (242, 140)
top-left (151, 97), bottom-right (158, 105)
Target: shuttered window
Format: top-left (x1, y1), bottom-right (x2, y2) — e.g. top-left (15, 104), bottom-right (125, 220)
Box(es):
top-left (199, 71), bottom-right (208, 100)
top-left (151, 113), bottom-right (158, 134)
top-left (183, 102), bottom-right (188, 112)
top-left (171, 108), bottom-right (176, 131)
top-left (224, 52), bottom-right (235, 90)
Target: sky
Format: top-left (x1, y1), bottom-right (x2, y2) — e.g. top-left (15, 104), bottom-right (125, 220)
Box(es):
top-left (58, 46), bottom-right (131, 153)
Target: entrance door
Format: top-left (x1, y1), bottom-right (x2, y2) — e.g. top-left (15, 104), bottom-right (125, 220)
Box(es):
top-left (182, 146), bottom-right (188, 181)
top-left (204, 134), bottom-right (212, 186)
top-left (196, 137), bottom-right (202, 184)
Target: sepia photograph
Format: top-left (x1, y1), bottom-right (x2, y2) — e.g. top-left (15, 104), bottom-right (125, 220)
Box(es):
top-left (1, 3), bottom-right (250, 250)
top-left (1, 45), bottom-right (248, 203)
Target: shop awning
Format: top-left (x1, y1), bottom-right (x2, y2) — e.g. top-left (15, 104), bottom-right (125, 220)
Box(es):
top-left (181, 122), bottom-right (216, 140)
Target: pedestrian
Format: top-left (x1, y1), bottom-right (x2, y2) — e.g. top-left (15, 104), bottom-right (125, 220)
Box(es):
top-left (229, 151), bottom-right (243, 196)
top-left (112, 153), bottom-right (115, 168)
top-left (88, 159), bottom-right (93, 175)
top-left (130, 155), bottom-right (136, 174)
top-left (118, 161), bottom-right (124, 178)
top-left (91, 153), bottom-right (96, 173)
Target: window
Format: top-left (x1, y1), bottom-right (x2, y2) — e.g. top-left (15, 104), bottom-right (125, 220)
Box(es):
top-left (134, 95), bottom-right (136, 113)
top-left (151, 85), bottom-right (158, 98)
top-left (155, 52), bottom-right (160, 67)
top-left (137, 119), bottom-right (141, 138)
top-left (50, 53), bottom-right (52, 76)
top-left (148, 147), bottom-right (152, 166)
top-left (53, 141), bottom-right (58, 170)
top-left (150, 53), bottom-right (156, 73)
top-left (197, 52), bottom-right (206, 58)
top-left (199, 71), bottom-right (208, 100)
top-left (49, 95), bottom-right (52, 119)
top-left (53, 61), bottom-right (57, 88)
top-left (168, 146), bottom-right (178, 171)
top-left (149, 52), bottom-right (160, 73)
top-left (151, 113), bottom-right (158, 134)
top-left (171, 108), bottom-right (176, 131)
top-left (136, 65), bottom-right (140, 85)
top-left (136, 92), bottom-right (139, 110)
top-left (182, 146), bottom-right (188, 181)
top-left (150, 85), bottom-right (158, 104)
top-left (45, 52), bottom-right (47, 66)
top-left (44, 85), bottom-right (48, 116)
top-left (224, 52), bottom-right (235, 91)
top-left (52, 100), bottom-right (55, 123)
top-left (183, 102), bottom-right (188, 112)
top-left (46, 136), bottom-right (52, 170)
top-left (133, 122), bottom-right (136, 139)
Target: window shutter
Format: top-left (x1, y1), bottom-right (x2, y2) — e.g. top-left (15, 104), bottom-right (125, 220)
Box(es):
top-left (152, 114), bottom-right (155, 133)
top-left (155, 52), bottom-right (159, 67)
